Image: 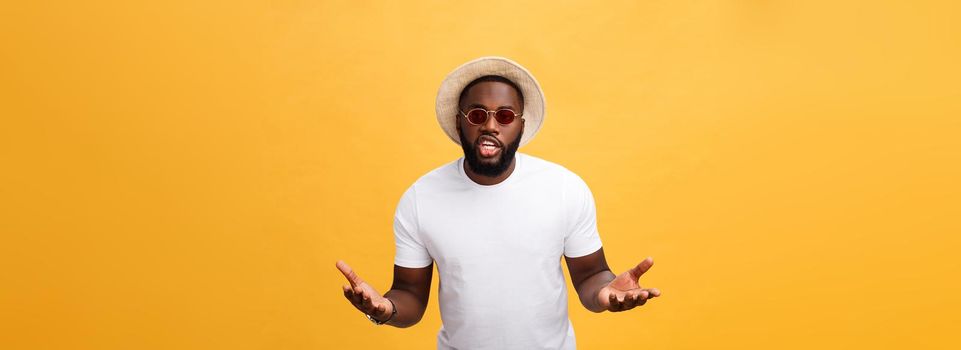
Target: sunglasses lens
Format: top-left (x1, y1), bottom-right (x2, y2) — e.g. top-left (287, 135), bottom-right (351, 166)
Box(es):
top-left (466, 109), bottom-right (488, 124)
top-left (495, 109), bottom-right (516, 124)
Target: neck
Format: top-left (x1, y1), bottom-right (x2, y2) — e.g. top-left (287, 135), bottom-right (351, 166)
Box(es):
top-left (464, 157), bottom-right (517, 186)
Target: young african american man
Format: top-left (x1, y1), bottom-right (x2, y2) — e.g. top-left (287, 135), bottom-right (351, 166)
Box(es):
top-left (336, 57), bottom-right (661, 349)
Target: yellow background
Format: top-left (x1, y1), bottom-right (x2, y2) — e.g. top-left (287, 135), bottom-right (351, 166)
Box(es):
top-left (2, 1), bottom-right (959, 349)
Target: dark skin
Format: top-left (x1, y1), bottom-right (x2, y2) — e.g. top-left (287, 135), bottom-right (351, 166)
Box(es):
top-left (456, 81), bottom-right (524, 185)
top-left (336, 81), bottom-right (660, 326)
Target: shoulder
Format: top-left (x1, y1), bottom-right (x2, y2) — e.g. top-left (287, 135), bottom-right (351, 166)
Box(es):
top-left (403, 158), bottom-right (463, 195)
top-left (518, 153), bottom-right (586, 185)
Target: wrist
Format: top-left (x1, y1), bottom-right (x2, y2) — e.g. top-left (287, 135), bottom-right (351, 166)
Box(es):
top-left (367, 298), bottom-right (397, 325)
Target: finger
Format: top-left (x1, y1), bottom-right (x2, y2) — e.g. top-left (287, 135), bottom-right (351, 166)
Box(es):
top-left (634, 290), bottom-right (648, 306)
top-left (361, 293), bottom-right (374, 311)
top-left (608, 293), bottom-right (619, 311)
top-left (351, 286), bottom-right (365, 305)
top-left (617, 294), bottom-right (629, 311)
top-left (630, 291), bottom-right (647, 309)
top-left (622, 293), bottom-right (637, 309)
top-left (630, 290), bottom-right (650, 309)
top-left (336, 260), bottom-right (365, 287)
top-left (639, 290), bottom-right (650, 300)
top-left (344, 287), bottom-right (366, 311)
top-left (644, 288), bottom-right (661, 298)
top-left (349, 292), bottom-right (362, 307)
top-left (628, 257), bottom-right (654, 280)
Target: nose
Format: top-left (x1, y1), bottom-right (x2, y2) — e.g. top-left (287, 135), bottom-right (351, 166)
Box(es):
top-left (479, 111), bottom-right (499, 134)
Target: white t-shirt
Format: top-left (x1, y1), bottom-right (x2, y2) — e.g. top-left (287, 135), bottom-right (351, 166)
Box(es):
top-left (393, 152), bottom-right (603, 350)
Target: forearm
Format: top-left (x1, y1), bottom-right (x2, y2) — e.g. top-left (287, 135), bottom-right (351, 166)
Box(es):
top-left (382, 288), bottom-right (427, 328)
top-left (575, 269), bottom-right (615, 313)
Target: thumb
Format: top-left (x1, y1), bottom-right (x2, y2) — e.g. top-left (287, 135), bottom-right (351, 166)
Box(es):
top-left (335, 260), bottom-right (364, 287)
top-left (628, 257), bottom-right (654, 280)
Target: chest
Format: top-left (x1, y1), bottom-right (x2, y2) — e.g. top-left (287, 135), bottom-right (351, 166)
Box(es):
top-left (416, 187), bottom-right (568, 267)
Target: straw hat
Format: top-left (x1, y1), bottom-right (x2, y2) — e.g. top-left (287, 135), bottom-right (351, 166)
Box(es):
top-left (435, 56), bottom-right (545, 147)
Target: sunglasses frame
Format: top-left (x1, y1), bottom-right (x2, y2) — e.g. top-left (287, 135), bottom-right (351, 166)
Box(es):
top-left (458, 108), bottom-right (524, 126)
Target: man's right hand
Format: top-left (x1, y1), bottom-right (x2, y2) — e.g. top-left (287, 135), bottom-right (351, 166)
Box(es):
top-left (336, 260), bottom-right (394, 322)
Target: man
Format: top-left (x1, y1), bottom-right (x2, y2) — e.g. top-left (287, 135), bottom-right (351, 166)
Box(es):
top-left (336, 57), bottom-right (661, 349)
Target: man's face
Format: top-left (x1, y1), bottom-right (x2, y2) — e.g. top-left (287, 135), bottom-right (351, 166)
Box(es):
top-left (456, 81), bottom-right (525, 177)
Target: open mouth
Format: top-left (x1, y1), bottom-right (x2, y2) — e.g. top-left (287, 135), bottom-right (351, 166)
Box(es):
top-left (477, 135), bottom-right (502, 158)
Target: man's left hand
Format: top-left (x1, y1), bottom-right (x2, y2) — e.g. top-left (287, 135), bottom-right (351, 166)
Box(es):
top-left (597, 257), bottom-right (661, 312)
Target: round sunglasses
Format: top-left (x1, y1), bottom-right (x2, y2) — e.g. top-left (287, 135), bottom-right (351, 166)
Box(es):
top-left (458, 108), bottom-right (523, 125)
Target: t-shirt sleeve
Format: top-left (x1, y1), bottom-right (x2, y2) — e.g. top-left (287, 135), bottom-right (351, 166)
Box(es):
top-left (393, 186), bottom-right (433, 268)
top-left (563, 173), bottom-right (604, 258)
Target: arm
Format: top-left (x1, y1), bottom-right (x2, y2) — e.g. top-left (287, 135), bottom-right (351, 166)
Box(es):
top-left (382, 263), bottom-right (433, 327)
top-left (565, 248), bottom-right (661, 313)
top-left (565, 248), bottom-right (615, 312)
top-left (336, 261), bottom-right (433, 328)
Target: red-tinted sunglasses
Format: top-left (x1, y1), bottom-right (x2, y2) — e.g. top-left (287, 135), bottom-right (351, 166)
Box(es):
top-left (458, 108), bottom-right (523, 125)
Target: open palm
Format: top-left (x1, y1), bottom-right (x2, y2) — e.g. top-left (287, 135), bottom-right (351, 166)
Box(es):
top-left (597, 257), bottom-right (661, 312)
top-left (336, 260), bottom-right (393, 320)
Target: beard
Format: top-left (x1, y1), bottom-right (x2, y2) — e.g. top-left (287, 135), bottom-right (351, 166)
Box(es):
top-left (458, 128), bottom-right (523, 178)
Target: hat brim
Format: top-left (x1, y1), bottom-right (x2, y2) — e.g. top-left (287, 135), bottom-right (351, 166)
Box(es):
top-left (435, 56), bottom-right (545, 147)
